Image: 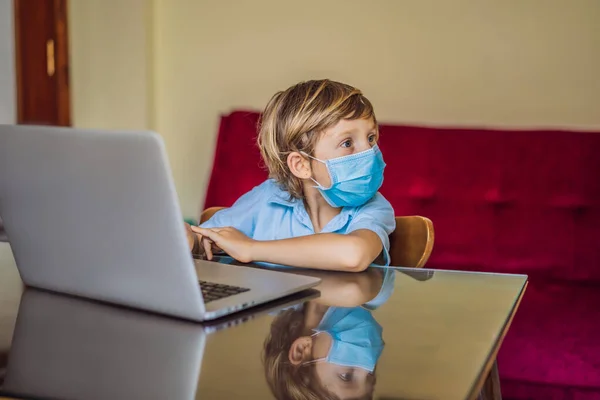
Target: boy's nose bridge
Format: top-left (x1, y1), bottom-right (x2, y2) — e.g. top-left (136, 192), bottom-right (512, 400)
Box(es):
top-left (354, 140), bottom-right (374, 153)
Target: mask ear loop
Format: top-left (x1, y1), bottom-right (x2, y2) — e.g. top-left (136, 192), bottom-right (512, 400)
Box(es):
top-left (300, 151), bottom-right (325, 164)
top-left (300, 151), bottom-right (326, 188)
top-left (299, 331), bottom-right (328, 367)
top-left (301, 358), bottom-right (325, 367)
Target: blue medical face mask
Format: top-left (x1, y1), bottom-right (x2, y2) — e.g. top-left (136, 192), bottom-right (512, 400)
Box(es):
top-left (303, 145), bottom-right (386, 208)
top-left (305, 307), bottom-right (385, 372)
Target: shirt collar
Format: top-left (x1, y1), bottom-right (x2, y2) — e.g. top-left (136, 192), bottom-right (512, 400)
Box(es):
top-left (322, 207), bottom-right (353, 233)
top-left (268, 188), bottom-right (355, 233)
top-left (268, 190), bottom-right (298, 207)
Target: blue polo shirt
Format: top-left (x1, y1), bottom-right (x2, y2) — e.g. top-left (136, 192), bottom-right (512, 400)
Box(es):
top-left (200, 179), bottom-right (396, 266)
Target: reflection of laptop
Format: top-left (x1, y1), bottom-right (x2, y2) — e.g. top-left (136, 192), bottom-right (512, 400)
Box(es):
top-left (0, 288), bottom-right (316, 399)
top-left (0, 125), bottom-right (320, 321)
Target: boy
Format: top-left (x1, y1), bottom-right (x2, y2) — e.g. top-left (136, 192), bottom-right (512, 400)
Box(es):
top-left (189, 80), bottom-right (395, 272)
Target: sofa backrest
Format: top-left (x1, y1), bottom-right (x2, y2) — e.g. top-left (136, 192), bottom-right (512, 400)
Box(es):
top-left (204, 111), bottom-right (600, 282)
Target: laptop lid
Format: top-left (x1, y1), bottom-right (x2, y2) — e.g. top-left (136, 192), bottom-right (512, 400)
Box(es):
top-left (0, 125), bottom-right (205, 320)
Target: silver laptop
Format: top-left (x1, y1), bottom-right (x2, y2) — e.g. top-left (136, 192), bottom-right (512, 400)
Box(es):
top-left (0, 125), bottom-right (320, 321)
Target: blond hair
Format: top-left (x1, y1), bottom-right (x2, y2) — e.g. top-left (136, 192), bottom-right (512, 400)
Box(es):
top-left (263, 307), bottom-right (375, 400)
top-left (263, 307), bottom-right (338, 400)
top-left (257, 79), bottom-right (376, 199)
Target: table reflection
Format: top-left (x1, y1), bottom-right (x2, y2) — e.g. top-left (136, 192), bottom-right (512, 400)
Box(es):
top-left (1, 261), bottom-right (437, 400)
top-left (0, 289), bottom-right (206, 400)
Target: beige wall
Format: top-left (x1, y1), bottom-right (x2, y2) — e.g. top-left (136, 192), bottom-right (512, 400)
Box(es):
top-left (69, 0), bottom-right (154, 131)
top-left (71, 0), bottom-right (600, 218)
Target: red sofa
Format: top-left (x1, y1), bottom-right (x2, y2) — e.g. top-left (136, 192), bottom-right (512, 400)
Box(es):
top-left (204, 111), bottom-right (600, 400)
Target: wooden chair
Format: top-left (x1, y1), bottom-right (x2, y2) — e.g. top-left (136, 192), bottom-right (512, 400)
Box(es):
top-left (389, 216), bottom-right (434, 268)
top-left (199, 207), bottom-right (434, 268)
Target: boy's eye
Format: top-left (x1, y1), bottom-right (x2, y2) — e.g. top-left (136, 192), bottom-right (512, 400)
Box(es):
top-left (368, 134), bottom-right (377, 144)
top-left (341, 139), bottom-right (352, 148)
top-left (339, 372), bottom-right (354, 382)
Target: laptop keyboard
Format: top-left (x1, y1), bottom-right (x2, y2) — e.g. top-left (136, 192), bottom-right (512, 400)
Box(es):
top-left (199, 280), bottom-right (250, 303)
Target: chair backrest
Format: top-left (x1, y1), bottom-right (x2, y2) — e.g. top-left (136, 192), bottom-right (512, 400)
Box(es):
top-left (199, 207), bottom-right (434, 268)
top-left (200, 207), bottom-right (224, 225)
top-left (389, 216), bottom-right (434, 268)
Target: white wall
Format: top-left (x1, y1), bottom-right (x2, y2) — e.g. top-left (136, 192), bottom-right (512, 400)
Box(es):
top-left (0, 0), bottom-right (15, 124)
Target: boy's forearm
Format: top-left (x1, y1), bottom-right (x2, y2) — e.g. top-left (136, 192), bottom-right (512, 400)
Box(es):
top-left (250, 231), bottom-right (380, 272)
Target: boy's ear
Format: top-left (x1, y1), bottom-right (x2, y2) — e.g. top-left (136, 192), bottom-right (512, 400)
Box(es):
top-left (287, 152), bottom-right (312, 180)
top-left (288, 336), bottom-right (313, 365)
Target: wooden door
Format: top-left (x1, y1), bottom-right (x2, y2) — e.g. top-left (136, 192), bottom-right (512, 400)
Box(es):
top-left (14, 0), bottom-right (70, 126)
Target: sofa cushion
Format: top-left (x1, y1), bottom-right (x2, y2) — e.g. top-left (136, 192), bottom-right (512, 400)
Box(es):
top-left (378, 125), bottom-right (600, 283)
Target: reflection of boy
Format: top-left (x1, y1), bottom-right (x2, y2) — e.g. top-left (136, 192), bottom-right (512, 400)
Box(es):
top-left (263, 269), bottom-right (394, 400)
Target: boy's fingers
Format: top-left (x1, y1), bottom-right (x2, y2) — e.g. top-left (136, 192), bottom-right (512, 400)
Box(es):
top-left (203, 237), bottom-right (213, 260)
top-left (192, 226), bottom-right (223, 233)
top-left (192, 226), bottom-right (211, 235)
top-left (195, 227), bottom-right (222, 240)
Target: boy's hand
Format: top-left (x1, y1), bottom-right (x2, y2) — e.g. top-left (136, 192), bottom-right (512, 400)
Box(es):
top-left (191, 226), bottom-right (255, 263)
top-left (185, 223), bottom-right (221, 258)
